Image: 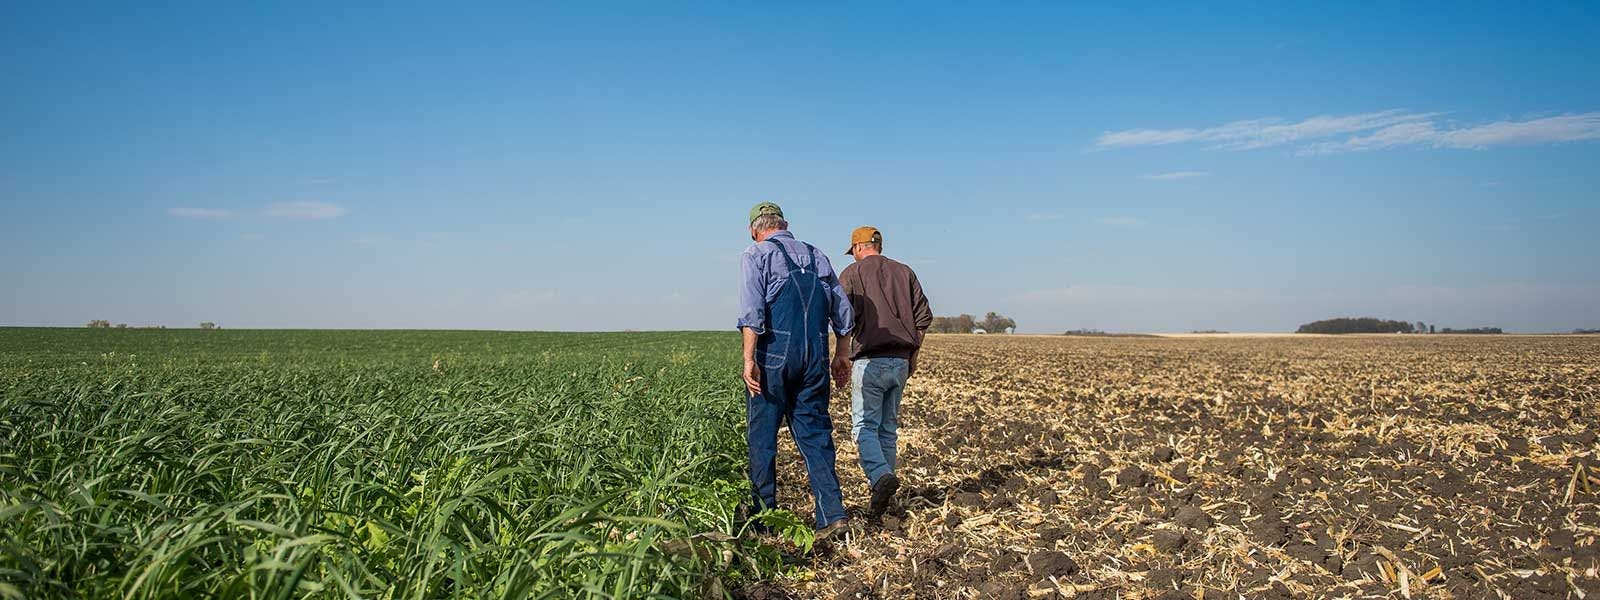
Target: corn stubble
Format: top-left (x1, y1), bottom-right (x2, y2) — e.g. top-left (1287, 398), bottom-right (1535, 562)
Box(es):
top-left (794, 334), bottom-right (1600, 599)
top-left (0, 329), bottom-right (787, 599)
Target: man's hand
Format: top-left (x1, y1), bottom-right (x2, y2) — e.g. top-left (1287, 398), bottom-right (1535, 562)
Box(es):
top-left (743, 358), bottom-right (762, 396)
top-left (907, 354), bottom-right (918, 379)
top-left (741, 328), bottom-right (762, 397)
top-left (831, 356), bottom-right (851, 390)
top-left (832, 333), bottom-right (852, 391)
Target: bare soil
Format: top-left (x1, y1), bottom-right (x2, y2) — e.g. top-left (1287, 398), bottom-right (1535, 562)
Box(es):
top-left (758, 334), bottom-right (1600, 599)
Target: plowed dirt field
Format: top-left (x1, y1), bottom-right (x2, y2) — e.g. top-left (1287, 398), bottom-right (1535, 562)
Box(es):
top-left (765, 334), bottom-right (1600, 599)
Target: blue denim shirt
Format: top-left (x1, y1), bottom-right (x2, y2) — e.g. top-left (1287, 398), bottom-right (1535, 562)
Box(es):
top-left (738, 230), bottom-right (854, 336)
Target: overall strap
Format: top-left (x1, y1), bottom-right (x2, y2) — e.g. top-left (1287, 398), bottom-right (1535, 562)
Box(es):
top-left (766, 238), bottom-right (807, 274)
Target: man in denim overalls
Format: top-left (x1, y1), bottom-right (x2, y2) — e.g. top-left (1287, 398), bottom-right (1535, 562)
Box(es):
top-left (737, 202), bottom-right (854, 533)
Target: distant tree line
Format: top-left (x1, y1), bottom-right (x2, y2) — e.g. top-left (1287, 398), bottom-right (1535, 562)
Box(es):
top-left (930, 312), bottom-right (1016, 334)
top-left (86, 320), bottom-right (166, 329)
top-left (1297, 317), bottom-right (1507, 334)
top-left (1574, 328), bottom-right (1600, 334)
top-left (930, 314), bottom-right (975, 333)
top-left (1060, 329), bottom-right (1157, 338)
top-left (1297, 317), bottom-right (1417, 334)
top-left (86, 320), bottom-right (216, 330)
top-left (980, 312), bottom-right (1016, 334)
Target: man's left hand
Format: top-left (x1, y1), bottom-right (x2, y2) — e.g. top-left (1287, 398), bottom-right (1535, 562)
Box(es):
top-left (743, 358), bottom-right (762, 396)
top-left (830, 357), bottom-right (851, 390)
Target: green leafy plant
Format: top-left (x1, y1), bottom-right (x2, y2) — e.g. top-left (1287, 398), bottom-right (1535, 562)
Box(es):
top-left (0, 328), bottom-right (770, 599)
top-left (748, 510), bottom-right (816, 554)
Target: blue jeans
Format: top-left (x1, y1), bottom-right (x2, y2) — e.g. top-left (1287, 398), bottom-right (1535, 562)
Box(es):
top-left (851, 357), bottom-right (908, 486)
top-left (747, 362), bottom-right (847, 529)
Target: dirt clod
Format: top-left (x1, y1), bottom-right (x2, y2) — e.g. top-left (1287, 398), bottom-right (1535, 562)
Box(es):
top-left (1286, 543), bottom-right (1324, 565)
top-left (1039, 489), bottom-right (1059, 507)
top-left (1153, 529), bottom-right (1187, 553)
top-left (1081, 469), bottom-right (1110, 496)
top-left (1174, 506), bottom-right (1211, 531)
top-left (1146, 568), bottom-right (1183, 589)
top-left (1249, 517), bottom-right (1287, 546)
top-left (1027, 551), bottom-right (1079, 577)
top-left (1170, 462), bottom-right (1191, 483)
top-left (1116, 466), bottom-right (1148, 488)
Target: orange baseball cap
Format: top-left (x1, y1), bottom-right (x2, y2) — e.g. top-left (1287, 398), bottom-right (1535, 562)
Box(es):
top-left (844, 226), bottom-right (882, 255)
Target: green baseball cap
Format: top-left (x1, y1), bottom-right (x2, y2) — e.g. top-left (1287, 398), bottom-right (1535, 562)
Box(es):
top-left (749, 202), bottom-right (784, 225)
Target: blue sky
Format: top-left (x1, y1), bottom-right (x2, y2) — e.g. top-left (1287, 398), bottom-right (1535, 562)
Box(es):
top-left (3, 2), bottom-right (1597, 332)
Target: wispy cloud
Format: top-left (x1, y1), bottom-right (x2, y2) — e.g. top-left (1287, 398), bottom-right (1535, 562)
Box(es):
top-left (1309, 113), bottom-right (1600, 153)
top-left (1096, 109), bottom-right (1435, 151)
top-left (1094, 216), bottom-right (1145, 227)
top-left (1482, 210), bottom-right (1574, 232)
top-left (168, 207), bottom-right (234, 219)
top-left (1026, 213), bottom-right (1065, 222)
top-left (264, 201), bottom-right (348, 220)
top-left (1096, 110), bottom-right (1600, 154)
top-left (1140, 171), bottom-right (1210, 180)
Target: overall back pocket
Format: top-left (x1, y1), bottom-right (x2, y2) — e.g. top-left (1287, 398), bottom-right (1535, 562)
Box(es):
top-left (757, 329), bottom-right (790, 370)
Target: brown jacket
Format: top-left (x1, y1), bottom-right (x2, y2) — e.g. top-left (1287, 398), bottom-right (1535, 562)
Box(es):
top-left (840, 255), bottom-right (933, 360)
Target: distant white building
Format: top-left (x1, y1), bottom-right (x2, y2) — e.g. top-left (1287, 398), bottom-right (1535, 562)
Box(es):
top-left (973, 328), bottom-right (988, 335)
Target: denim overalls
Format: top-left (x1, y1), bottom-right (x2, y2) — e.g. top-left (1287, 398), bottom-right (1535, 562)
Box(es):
top-left (747, 239), bottom-right (846, 528)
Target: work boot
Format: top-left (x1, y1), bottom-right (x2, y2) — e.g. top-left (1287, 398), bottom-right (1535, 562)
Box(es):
top-left (816, 517), bottom-right (851, 543)
top-left (869, 472), bottom-right (900, 518)
top-left (735, 504), bottom-right (774, 536)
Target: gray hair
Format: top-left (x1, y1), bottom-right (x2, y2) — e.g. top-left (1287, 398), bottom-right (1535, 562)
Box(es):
top-left (750, 214), bottom-right (788, 232)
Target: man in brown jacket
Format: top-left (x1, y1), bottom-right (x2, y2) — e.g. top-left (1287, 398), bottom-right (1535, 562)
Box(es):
top-left (831, 226), bottom-right (933, 517)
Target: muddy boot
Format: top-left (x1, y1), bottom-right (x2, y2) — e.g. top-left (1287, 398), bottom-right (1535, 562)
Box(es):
top-left (869, 472), bottom-right (901, 518)
top-left (816, 517), bottom-right (852, 543)
top-left (736, 504), bottom-right (774, 536)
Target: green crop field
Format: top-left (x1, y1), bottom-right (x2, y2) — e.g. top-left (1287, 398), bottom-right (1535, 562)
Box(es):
top-left (0, 328), bottom-right (789, 599)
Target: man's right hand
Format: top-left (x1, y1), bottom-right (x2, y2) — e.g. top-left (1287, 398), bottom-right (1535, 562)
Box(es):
top-left (743, 358), bottom-right (762, 396)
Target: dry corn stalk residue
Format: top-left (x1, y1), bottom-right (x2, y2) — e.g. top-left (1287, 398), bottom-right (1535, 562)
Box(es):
top-left (772, 334), bottom-right (1600, 600)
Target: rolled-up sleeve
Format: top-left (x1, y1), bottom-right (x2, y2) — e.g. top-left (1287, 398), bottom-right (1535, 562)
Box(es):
top-left (816, 253), bottom-right (854, 336)
top-left (737, 249), bottom-right (766, 334)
